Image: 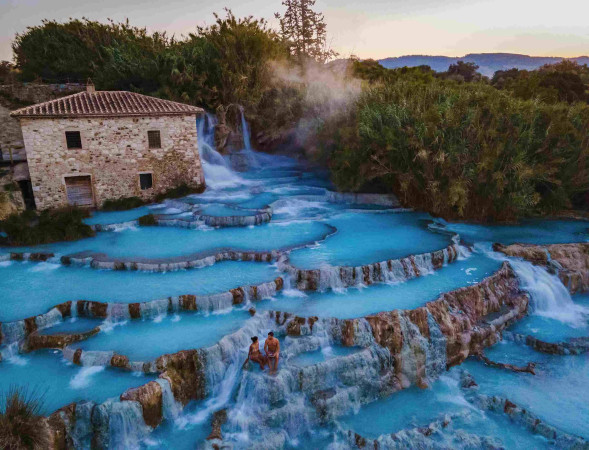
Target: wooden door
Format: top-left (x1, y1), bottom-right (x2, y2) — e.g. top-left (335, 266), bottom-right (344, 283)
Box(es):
top-left (65, 176), bottom-right (94, 207)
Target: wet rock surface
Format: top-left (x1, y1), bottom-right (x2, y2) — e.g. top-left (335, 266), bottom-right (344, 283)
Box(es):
top-left (494, 242), bottom-right (589, 293)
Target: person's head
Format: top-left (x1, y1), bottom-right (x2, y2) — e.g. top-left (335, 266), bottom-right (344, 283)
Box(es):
top-left (268, 331), bottom-right (274, 338)
top-left (251, 336), bottom-right (258, 343)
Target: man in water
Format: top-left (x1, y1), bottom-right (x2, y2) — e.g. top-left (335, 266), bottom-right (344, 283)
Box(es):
top-left (264, 331), bottom-right (280, 375)
top-left (243, 336), bottom-right (268, 370)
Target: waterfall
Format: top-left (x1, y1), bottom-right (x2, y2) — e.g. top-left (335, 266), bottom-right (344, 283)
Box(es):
top-left (155, 378), bottom-right (182, 421)
top-left (509, 258), bottom-right (589, 326)
top-left (480, 243), bottom-right (589, 327)
top-left (196, 112), bottom-right (246, 189)
top-left (239, 107), bottom-right (252, 151)
top-left (238, 107), bottom-right (259, 170)
top-left (92, 399), bottom-right (151, 450)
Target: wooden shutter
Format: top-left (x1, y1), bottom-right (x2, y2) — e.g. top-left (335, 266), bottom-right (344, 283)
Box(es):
top-left (65, 176), bottom-right (94, 207)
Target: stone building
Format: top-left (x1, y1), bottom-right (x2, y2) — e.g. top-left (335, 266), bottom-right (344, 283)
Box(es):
top-left (10, 85), bottom-right (205, 210)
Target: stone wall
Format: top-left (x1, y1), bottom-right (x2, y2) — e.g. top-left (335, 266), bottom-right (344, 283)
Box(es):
top-left (0, 102), bottom-right (25, 161)
top-left (19, 114), bottom-right (205, 210)
top-left (0, 83), bottom-right (84, 162)
top-left (0, 83), bottom-right (84, 105)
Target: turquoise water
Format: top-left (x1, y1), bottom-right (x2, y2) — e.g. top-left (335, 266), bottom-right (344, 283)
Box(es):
top-left (39, 317), bottom-right (101, 335)
top-left (288, 212), bottom-right (452, 269)
top-left (338, 371), bottom-right (549, 448)
top-left (436, 218), bottom-right (589, 245)
top-left (258, 253), bottom-right (501, 318)
top-left (0, 260), bottom-right (279, 321)
top-left (2, 220), bottom-right (333, 259)
top-left (463, 340), bottom-right (589, 439)
top-left (0, 350), bottom-right (155, 414)
top-left (70, 310), bottom-right (251, 361)
top-left (144, 417), bottom-right (209, 449)
top-left (509, 293), bottom-right (589, 342)
top-left (84, 206), bottom-right (153, 225)
top-left (2, 119), bottom-right (589, 447)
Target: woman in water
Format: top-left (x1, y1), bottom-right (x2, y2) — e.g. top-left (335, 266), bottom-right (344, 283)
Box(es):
top-left (243, 336), bottom-right (268, 370)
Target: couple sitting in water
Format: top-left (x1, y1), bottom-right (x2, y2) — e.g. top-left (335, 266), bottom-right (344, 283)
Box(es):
top-left (243, 331), bottom-right (280, 374)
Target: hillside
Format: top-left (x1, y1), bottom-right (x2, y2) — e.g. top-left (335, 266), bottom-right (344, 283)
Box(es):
top-left (379, 53), bottom-right (589, 76)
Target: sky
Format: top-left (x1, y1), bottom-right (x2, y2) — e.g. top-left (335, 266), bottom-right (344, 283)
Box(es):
top-left (1, 0), bottom-right (588, 62)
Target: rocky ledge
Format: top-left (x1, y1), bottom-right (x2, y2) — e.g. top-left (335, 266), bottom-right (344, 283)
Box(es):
top-left (276, 262), bottom-right (528, 388)
top-left (503, 330), bottom-right (589, 355)
top-left (278, 242), bottom-right (461, 291)
top-left (494, 242), bottom-right (589, 293)
top-left (41, 263), bottom-right (528, 448)
top-left (1, 278), bottom-right (283, 348)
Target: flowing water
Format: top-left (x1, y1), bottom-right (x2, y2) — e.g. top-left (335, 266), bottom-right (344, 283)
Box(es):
top-left (0, 113), bottom-right (588, 448)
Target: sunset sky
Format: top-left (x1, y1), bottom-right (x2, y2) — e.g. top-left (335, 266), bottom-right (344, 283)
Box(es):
top-left (1, 0), bottom-right (588, 62)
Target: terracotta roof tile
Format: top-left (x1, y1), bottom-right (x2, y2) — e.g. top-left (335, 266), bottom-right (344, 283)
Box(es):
top-left (10, 90), bottom-right (203, 118)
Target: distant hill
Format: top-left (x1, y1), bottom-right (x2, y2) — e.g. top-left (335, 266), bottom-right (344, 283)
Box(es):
top-left (379, 53), bottom-right (589, 77)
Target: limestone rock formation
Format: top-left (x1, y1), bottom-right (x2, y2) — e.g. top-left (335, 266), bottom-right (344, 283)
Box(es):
top-left (494, 242), bottom-right (589, 293)
top-left (120, 381), bottom-right (163, 428)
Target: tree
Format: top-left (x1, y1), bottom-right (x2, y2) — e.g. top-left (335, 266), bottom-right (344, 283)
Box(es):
top-left (444, 61), bottom-right (481, 82)
top-left (275, 0), bottom-right (337, 63)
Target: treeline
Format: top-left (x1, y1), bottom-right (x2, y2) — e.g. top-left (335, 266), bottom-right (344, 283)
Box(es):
top-left (10, 13), bottom-right (286, 113)
top-left (6, 10), bottom-right (589, 221)
top-left (315, 61), bottom-right (589, 221)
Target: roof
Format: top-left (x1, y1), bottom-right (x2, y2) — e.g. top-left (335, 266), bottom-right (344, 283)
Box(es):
top-left (10, 90), bottom-right (203, 119)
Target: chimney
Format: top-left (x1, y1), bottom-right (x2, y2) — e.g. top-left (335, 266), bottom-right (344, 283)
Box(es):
top-left (86, 78), bottom-right (95, 93)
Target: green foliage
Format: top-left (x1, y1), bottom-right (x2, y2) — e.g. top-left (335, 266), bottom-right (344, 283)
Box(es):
top-left (12, 13), bottom-right (287, 113)
top-left (440, 61), bottom-right (484, 82)
top-left (275, 0), bottom-right (337, 63)
top-left (492, 61), bottom-right (589, 104)
top-left (101, 196), bottom-right (145, 211)
top-left (0, 386), bottom-right (47, 449)
top-left (195, 10), bottom-right (288, 109)
top-left (138, 214), bottom-right (157, 226)
top-left (319, 77), bottom-right (589, 221)
top-left (154, 183), bottom-right (205, 203)
top-left (0, 207), bottom-right (95, 245)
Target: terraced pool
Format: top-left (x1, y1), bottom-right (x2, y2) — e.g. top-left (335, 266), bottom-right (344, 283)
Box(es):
top-left (1, 117), bottom-right (588, 449)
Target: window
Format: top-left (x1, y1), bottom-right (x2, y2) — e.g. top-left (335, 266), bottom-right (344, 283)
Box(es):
top-left (147, 130), bottom-right (161, 149)
top-left (65, 131), bottom-right (82, 149)
top-left (139, 173), bottom-right (153, 190)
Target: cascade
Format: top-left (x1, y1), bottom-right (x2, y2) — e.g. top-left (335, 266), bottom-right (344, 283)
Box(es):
top-left (509, 258), bottom-right (589, 326)
top-left (156, 378), bottom-right (182, 421)
top-left (196, 113), bottom-right (246, 189)
top-left (92, 399), bottom-right (151, 449)
top-left (482, 243), bottom-right (589, 326)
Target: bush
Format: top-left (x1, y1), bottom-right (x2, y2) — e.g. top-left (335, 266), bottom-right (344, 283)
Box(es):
top-left (0, 386), bottom-right (47, 449)
top-left (154, 183), bottom-right (205, 203)
top-left (0, 207), bottom-right (95, 245)
top-left (101, 196), bottom-right (145, 211)
top-left (137, 214), bottom-right (157, 226)
top-left (318, 77), bottom-right (589, 222)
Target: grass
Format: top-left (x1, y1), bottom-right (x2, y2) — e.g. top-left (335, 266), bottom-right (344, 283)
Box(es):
top-left (0, 207), bottom-right (95, 246)
top-left (101, 196), bottom-right (145, 211)
top-left (154, 183), bottom-right (205, 203)
top-left (101, 184), bottom-right (206, 211)
top-left (0, 386), bottom-right (47, 449)
top-left (137, 214), bottom-right (157, 226)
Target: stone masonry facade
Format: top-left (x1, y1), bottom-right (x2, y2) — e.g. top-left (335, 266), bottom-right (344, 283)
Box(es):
top-left (19, 114), bottom-right (204, 210)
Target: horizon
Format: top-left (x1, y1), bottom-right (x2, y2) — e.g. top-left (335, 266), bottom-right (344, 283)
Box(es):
top-left (1, 0), bottom-right (589, 63)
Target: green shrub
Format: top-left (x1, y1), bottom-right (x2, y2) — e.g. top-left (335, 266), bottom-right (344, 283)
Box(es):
top-left (137, 214), bottom-right (157, 226)
top-left (318, 78), bottom-right (589, 222)
top-left (0, 386), bottom-right (47, 449)
top-left (101, 196), bottom-right (145, 211)
top-left (154, 183), bottom-right (205, 203)
top-left (0, 207), bottom-right (95, 245)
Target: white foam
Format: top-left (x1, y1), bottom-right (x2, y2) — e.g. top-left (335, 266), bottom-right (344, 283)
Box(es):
top-left (70, 366), bottom-right (105, 389)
